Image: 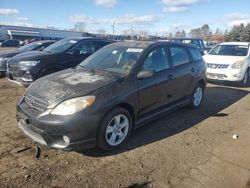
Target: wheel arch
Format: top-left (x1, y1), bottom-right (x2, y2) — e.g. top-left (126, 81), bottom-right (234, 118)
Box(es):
top-left (99, 102), bottom-right (136, 129)
top-left (197, 79), bottom-right (206, 89)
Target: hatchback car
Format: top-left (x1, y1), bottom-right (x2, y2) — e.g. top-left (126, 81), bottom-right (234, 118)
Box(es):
top-left (203, 42), bottom-right (250, 86)
top-left (7, 37), bottom-right (113, 86)
top-left (16, 41), bottom-right (207, 151)
top-left (0, 40), bottom-right (54, 76)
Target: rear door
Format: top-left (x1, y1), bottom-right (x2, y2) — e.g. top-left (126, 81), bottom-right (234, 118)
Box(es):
top-left (169, 45), bottom-right (195, 101)
top-left (137, 45), bottom-right (175, 118)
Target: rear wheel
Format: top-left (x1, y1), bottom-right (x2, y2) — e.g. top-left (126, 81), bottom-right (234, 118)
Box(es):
top-left (189, 83), bottom-right (204, 109)
top-left (97, 107), bottom-right (132, 151)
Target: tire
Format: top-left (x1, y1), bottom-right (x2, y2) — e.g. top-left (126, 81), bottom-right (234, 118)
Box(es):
top-left (189, 83), bottom-right (204, 109)
top-left (239, 69), bottom-right (249, 87)
top-left (97, 107), bottom-right (132, 151)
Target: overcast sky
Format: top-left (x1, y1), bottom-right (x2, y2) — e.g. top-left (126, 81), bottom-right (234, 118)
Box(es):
top-left (0, 0), bottom-right (250, 35)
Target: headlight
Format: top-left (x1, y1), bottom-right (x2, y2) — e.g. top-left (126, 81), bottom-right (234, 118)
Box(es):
top-left (19, 61), bottom-right (40, 67)
top-left (231, 61), bottom-right (245, 69)
top-left (0, 57), bottom-right (8, 62)
top-left (50, 96), bottom-right (96, 115)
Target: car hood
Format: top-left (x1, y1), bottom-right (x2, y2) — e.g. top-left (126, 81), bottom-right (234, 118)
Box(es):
top-left (203, 55), bottom-right (246, 65)
top-left (10, 50), bottom-right (57, 63)
top-left (26, 67), bottom-right (118, 108)
top-left (0, 50), bottom-right (20, 58)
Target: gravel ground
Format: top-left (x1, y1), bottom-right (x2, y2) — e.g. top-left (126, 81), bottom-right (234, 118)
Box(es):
top-left (0, 54), bottom-right (250, 187)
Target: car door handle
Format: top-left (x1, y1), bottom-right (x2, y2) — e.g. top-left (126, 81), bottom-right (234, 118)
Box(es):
top-left (168, 74), bottom-right (175, 80)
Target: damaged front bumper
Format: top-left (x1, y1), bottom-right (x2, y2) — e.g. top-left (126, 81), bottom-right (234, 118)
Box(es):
top-left (16, 97), bottom-right (101, 151)
top-left (0, 59), bottom-right (7, 74)
top-left (6, 65), bottom-right (34, 86)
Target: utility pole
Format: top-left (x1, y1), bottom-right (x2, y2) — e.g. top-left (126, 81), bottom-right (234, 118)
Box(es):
top-left (112, 20), bottom-right (115, 39)
top-left (130, 24), bottom-right (133, 40)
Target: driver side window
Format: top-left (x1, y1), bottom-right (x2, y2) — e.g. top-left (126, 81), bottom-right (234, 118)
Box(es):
top-left (142, 46), bottom-right (170, 72)
top-left (70, 41), bottom-right (96, 55)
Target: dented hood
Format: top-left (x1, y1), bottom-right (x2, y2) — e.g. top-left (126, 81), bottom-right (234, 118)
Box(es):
top-left (26, 67), bottom-right (118, 108)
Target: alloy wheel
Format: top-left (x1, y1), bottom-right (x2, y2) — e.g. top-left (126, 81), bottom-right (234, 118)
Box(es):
top-left (193, 87), bottom-right (203, 107)
top-left (105, 114), bottom-right (129, 146)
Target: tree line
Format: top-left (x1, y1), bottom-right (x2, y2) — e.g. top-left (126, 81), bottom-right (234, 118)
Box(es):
top-left (171, 23), bottom-right (250, 42)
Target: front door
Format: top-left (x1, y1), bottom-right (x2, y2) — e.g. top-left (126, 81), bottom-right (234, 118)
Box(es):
top-left (137, 45), bottom-right (175, 119)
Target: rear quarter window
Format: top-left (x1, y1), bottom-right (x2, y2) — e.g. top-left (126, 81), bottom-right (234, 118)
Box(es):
top-left (189, 48), bottom-right (203, 61)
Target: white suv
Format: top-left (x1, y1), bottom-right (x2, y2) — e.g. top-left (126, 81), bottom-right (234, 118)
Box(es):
top-left (203, 42), bottom-right (250, 86)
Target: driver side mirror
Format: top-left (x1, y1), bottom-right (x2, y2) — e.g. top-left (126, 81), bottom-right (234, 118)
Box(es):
top-left (203, 50), bottom-right (208, 55)
top-left (137, 70), bottom-right (155, 79)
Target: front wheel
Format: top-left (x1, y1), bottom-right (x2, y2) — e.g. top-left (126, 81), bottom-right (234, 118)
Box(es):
top-left (97, 107), bottom-right (132, 151)
top-left (189, 83), bottom-right (204, 109)
top-left (239, 69), bottom-right (249, 87)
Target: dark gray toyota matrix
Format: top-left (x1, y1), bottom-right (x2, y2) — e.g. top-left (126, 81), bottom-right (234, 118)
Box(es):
top-left (17, 41), bottom-right (207, 151)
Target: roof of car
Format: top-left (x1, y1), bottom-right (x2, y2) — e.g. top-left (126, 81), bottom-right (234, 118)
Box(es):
top-left (110, 41), bottom-right (155, 48)
top-left (108, 40), bottom-right (197, 49)
top-left (35, 40), bottom-right (55, 43)
top-left (63, 37), bottom-right (113, 42)
top-left (220, 42), bottom-right (250, 46)
top-left (172, 38), bottom-right (203, 40)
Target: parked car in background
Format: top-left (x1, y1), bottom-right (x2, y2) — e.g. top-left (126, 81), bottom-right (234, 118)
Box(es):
top-left (0, 39), bottom-right (20, 47)
top-left (16, 41), bottom-right (207, 151)
top-left (7, 37), bottom-right (114, 86)
top-left (0, 40), bottom-right (55, 76)
top-left (171, 38), bottom-right (207, 55)
top-left (203, 42), bottom-right (250, 87)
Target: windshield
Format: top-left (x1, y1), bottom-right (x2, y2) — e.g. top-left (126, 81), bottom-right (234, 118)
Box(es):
top-left (44, 38), bottom-right (80, 54)
top-left (79, 46), bottom-right (143, 75)
top-left (209, 45), bottom-right (249, 56)
top-left (18, 42), bottom-right (42, 52)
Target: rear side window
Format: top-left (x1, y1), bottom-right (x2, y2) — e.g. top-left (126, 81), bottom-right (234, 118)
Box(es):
top-left (198, 40), bottom-right (205, 49)
top-left (170, 46), bottom-right (190, 67)
top-left (192, 40), bottom-right (201, 49)
top-left (70, 41), bottom-right (96, 55)
top-left (189, 48), bottom-right (203, 61)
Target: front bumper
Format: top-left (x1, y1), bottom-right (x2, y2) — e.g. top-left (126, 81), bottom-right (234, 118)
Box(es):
top-left (0, 67), bottom-right (7, 73)
top-left (16, 97), bottom-right (102, 150)
top-left (6, 66), bottom-right (34, 86)
top-left (206, 67), bottom-right (245, 82)
top-left (0, 60), bottom-right (7, 73)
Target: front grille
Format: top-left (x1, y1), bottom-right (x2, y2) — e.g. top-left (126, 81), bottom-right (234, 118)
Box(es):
top-left (207, 73), bottom-right (226, 79)
top-left (207, 63), bottom-right (229, 69)
top-left (24, 93), bottom-right (48, 112)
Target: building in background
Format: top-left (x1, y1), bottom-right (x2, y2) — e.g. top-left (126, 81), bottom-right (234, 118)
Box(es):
top-left (0, 25), bottom-right (94, 41)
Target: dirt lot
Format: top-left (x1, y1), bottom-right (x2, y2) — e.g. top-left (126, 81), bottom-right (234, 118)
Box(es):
top-left (0, 71), bottom-right (250, 187)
